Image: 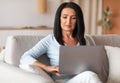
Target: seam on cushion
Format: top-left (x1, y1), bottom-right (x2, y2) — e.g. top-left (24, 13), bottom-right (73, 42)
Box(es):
top-left (85, 35), bottom-right (96, 46)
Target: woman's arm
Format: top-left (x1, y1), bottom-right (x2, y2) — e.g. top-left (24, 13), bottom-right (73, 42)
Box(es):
top-left (20, 35), bottom-right (51, 66)
top-left (20, 35), bottom-right (60, 76)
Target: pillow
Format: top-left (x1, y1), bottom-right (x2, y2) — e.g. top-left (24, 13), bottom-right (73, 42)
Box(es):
top-left (104, 46), bottom-right (120, 83)
top-left (0, 49), bottom-right (5, 61)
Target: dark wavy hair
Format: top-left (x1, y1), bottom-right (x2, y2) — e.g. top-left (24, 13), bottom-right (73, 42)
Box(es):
top-left (54, 2), bottom-right (86, 45)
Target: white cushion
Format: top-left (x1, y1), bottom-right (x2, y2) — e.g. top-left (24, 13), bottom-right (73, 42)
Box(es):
top-left (0, 49), bottom-right (5, 61)
top-left (104, 46), bottom-right (120, 83)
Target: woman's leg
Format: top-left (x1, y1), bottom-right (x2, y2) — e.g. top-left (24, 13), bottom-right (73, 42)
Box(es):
top-left (66, 71), bottom-right (102, 83)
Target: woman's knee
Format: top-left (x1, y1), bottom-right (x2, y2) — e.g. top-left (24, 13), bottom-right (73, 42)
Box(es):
top-left (80, 71), bottom-right (102, 83)
top-left (79, 71), bottom-right (100, 79)
top-left (67, 71), bottom-right (102, 83)
top-left (81, 71), bottom-right (98, 76)
top-left (77, 71), bottom-right (102, 83)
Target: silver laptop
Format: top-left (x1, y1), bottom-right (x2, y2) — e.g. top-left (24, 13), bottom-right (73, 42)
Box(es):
top-left (59, 46), bottom-right (108, 75)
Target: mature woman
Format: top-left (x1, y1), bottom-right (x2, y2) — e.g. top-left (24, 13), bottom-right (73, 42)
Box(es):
top-left (20, 2), bottom-right (106, 83)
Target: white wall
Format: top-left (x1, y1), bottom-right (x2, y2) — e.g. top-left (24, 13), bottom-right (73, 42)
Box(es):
top-left (0, 0), bottom-right (60, 27)
top-left (0, 0), bottom-right (102, 34)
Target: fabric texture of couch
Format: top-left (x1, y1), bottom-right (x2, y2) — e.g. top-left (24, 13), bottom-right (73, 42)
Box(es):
top-left (0, 34), bottom-right (120, 83)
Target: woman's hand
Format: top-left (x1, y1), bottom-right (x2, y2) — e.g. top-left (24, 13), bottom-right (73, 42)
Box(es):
top-left (34, 61), bottom-right (60, 76)
top-left (43, 65), bottom-right (60, 76)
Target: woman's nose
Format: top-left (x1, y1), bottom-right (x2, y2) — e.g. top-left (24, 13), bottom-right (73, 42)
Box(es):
top-left (66, 18), bottom-right (71, 24)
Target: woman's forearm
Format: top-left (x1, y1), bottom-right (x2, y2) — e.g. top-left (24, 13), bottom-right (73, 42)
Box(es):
top-left (34, 61), bottom-right (47, 70)
top-left (34, 61), bottom-right (60, 76)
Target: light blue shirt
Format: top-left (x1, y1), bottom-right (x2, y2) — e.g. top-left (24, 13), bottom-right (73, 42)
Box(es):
top-left (20, 34), bottom-right (92, 66)
top-left (20, 34), bottom-right (62, 66)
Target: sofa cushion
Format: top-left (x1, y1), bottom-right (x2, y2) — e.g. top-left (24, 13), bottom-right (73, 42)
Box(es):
top-left (4, 36), bottom-right (45, 66)
top-left (105, 46), bottom-right (120, 83)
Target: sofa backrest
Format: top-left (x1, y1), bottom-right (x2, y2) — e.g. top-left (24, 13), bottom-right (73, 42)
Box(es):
top-left (4, 34), bottom-right (120, 66)
top-left (92, 34), bottom-right (120, 47)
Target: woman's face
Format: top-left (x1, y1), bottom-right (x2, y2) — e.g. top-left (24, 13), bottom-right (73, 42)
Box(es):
top-left (60, 7), bottom-right (77, 32)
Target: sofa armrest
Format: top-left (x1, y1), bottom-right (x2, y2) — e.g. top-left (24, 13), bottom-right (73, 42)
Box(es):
top-left (0, 61), bottom-right (54, 83)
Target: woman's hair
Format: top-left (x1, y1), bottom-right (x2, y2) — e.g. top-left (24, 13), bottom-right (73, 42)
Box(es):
top-left (54, 2), bottom-right (86, 45)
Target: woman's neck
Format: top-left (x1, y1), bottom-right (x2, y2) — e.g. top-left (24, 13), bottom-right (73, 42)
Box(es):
top-left (62, 31), bottom-right (78, 46)
top-left (62, 31), bottom-right (73, 39)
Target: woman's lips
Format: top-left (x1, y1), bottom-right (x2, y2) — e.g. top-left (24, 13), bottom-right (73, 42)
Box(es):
top-left (66, 25), bottom-right (72, 28)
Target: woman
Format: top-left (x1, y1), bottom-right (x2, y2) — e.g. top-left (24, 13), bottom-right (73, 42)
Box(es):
top-left (20, 2), bottom-right (103, 83)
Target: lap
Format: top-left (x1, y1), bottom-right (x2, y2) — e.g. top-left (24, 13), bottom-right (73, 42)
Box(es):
top-left (54, 71), bottom-right (102, 83)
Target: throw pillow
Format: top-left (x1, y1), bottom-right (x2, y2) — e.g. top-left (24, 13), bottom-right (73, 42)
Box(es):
top-left (0, 49), bottom-right (5, 61)
top-left (104, 46), bottom-right (120, 83)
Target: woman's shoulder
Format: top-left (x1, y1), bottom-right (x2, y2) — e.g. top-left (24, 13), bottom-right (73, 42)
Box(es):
top-left (42, 34), bottom-right (54, 40)
top-left (43, 34), bottom-right (59, 45)
top-left (40, 34), bottom-right (56, 43)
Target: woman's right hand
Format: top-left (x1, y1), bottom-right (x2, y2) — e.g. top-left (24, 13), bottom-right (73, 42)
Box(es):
top-left (34, 61), bottom-right (60, 76)
top-left (43, 65), bottom-right (60, 77)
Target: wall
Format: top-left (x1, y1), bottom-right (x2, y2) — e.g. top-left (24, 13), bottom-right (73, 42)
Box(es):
top-left (103, 0), bottom-right (120, 34)
top-left (0, 0), bottom-right (103, 35)
top-left (0, 0), bottom-right (60, 27)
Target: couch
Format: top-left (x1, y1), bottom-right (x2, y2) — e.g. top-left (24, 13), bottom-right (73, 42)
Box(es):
top-left (0, 34), bottom-right (120, 83)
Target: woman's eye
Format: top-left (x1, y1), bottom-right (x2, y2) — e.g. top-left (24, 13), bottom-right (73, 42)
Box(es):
top-left (63, 16), bottom-right (67, 19)
top-left (72, 17), bottom-right (76, 19)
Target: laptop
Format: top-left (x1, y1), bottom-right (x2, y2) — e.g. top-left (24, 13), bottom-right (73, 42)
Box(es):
top-left (59, 46), bottom-right (108, 75)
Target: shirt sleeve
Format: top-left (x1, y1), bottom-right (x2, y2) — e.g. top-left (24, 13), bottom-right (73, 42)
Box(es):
top-left (20, 35), bottom-right (51, 65)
